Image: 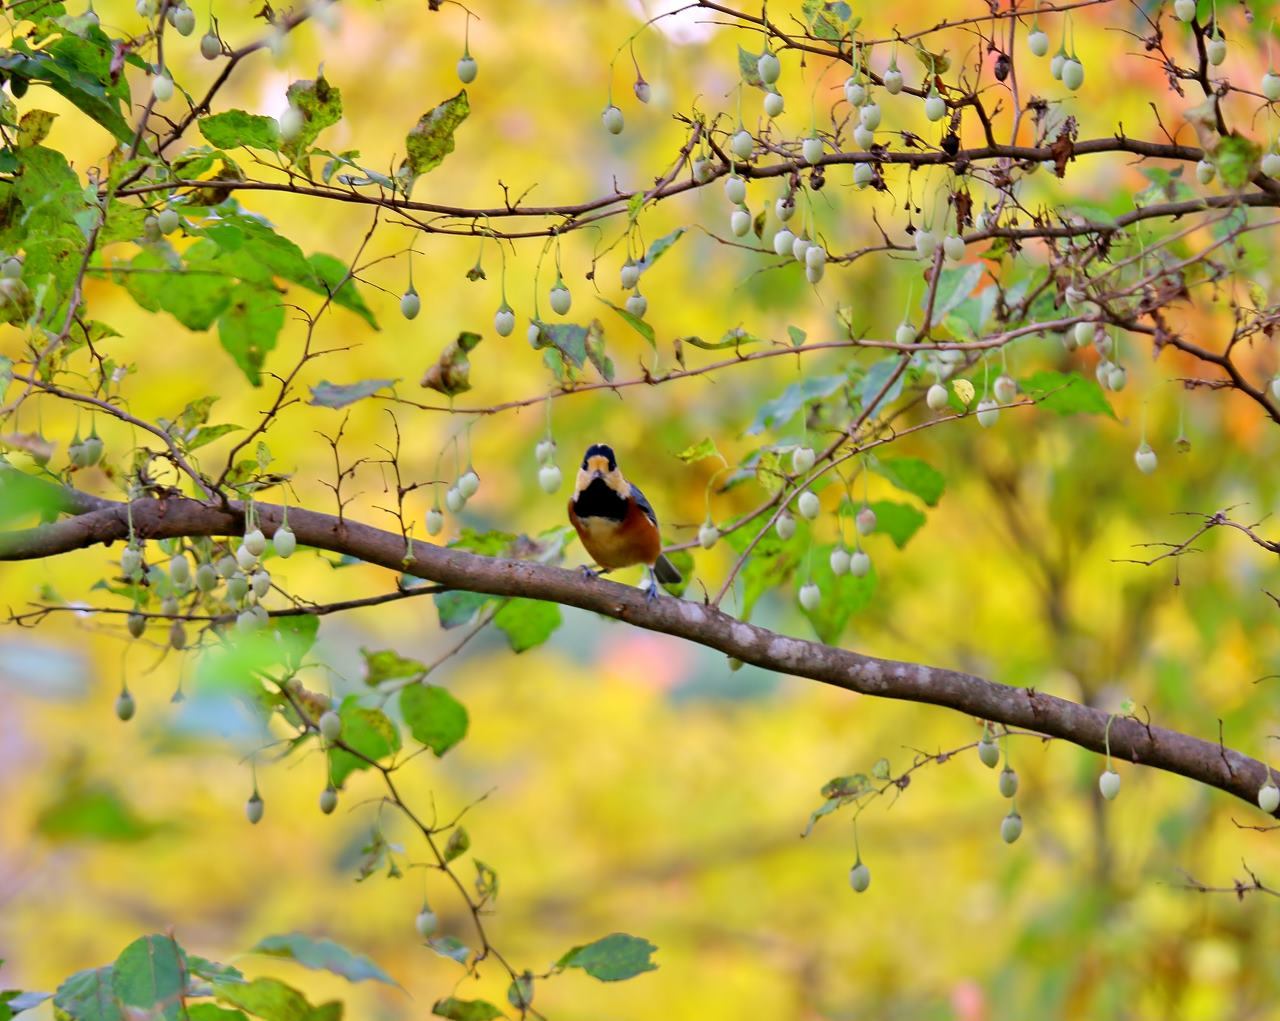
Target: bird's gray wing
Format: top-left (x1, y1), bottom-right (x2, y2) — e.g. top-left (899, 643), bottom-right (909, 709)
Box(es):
top-left (629, 482), bottom-right (659, 527)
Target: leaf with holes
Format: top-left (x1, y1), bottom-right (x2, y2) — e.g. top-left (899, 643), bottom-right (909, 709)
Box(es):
top-left (327, 696), bottom-right (401, 788)
top-left (200, 110), bottom-right (280, 150)
top-left (871, 456), bottom-right (945, 507)
top-left (400, 684), bottom-right (468, 756)
top-left (405, 91), bottom-right (470, 177)
top-left (421, 332), bottom-right (482, 396)
top-left (557, 933), bottom-right (658, 982)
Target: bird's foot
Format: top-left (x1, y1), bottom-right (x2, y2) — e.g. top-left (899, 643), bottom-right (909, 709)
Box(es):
top-left (644, 578), bottom-right (661, 602)
top-left (579, 564), bottom-right (606, 580)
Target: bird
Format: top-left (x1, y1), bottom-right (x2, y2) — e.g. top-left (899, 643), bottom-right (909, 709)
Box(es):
top-left (568, 443), bottom-right (682, 600)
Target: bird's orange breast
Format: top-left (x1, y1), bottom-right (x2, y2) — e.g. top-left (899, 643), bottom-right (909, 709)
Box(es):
top-left (569, 497), bottom-right (661, 569)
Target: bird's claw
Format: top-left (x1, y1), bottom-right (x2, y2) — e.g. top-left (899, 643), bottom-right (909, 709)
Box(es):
top-left (580, 564), bottom-right (604, 580)
top-left (644, 580), bottom-right (661, 602)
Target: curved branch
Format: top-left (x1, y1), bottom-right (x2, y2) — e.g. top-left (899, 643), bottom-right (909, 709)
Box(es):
top-left (2, 492), bottom-right (1275, 814)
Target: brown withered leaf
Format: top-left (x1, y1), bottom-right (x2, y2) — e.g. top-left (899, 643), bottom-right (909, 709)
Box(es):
top-left (421, 331), bottom-right (482, 396)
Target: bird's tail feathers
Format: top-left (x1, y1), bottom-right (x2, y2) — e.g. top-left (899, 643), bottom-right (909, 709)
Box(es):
top-left (653, 553), bottom-right (682, 586)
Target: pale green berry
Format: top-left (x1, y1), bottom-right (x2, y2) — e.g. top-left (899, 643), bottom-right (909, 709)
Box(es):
top-left (549, 281), bottom-right (572, 315)
top-left (999, 767), bottom-right (1019, 798)
top-left (829, 547), bottom-right (850, 575)
top-left (844, 78), bottom-right (867, 106)
top-left (226, 574), bottom-right (249, 602)
top-left (457, 54), bottom-right (477, 84)
top-left (1258, 781), bottom-right (1280, 814)
top-left (924, 93), bottom-right (946, 121)
top-left (400, 287), bottom-right (421, 320)
top-left (802, 135), bottom-right (822, 164)
top-left (976, 399), bottom-right (999, 427)
top-left (884, 67), bottom-right (904, 93)
top-left (926, 383), bottom-right (949, 410)
top-left (535, 439), bottom-right (556, 464)
top-left (170, 554), bottom-right (190, 585)
top-left (1196, 159), bottom-right (1215, 184)
top-left (272, 526), bottom-right (296, 558)
top-left (775, 511), bottom-right (796, 540)
top-left (1099, 769), bottom-right (1121, 800)
top-left (115, 686), bottom-right (136, 721)
top-left (1206, 34), bottom-right (1226, 65)
top-left (169, 620), bottom-right (186, 650)
top-left (1051, 51), bottom-right (1066, 80)
top-left (856, 507), bottom-right (876, 535)
top-left (602, 104), bottom-right (624, 134)
top-left (127, 612), bottom-right (146, 638)
top-left (415, 905), bottom-right (438, 938)
top-left (200, 30), bottom-right (221, 59)
top-left (538, 464), bottom-right (562, 493)
top-left (173, 5), bottom-right (195, 34)
top-left (763, 90), bottom-right (784, 117)
top-left (626, 290), bottom-right (649, 317)
top-left (1107, 365), bottom-right (1127, 392)
top-left (494, 304), bottom-right (515, 336)
top-left (725, 175), bottom-right (747, 204)
top-left (250, 569), bottom-right (270, 599)
top-left (853, 124), bottom-right (875, 149)
top-left (620, 260), bottom-right (641, 289)
top-left (791, 446), bottom-right (815, 473)
top-left (798, 581), bottom-right (821, 611)
top-left (1262, 152), bottom-right (1280, 178)
top-left (730, 206), bottom-right (752, 237)
top-left (775, 195), bottom-right (796, 222)
top-left (978, 737), bottom-right (1000, 768)
top-left (859, 102), bottom-right (881, 130)
top-left (458, 470), bottom-right (480, 498)
top-left (848, 860), bottom-right (871, 892)
top-left (319, 709), bottom-right (342, 741)
top-left (319, 785), bottom-right (338, 814)
top-left (1174, 0), bottom-right (1195, 21)
top-left (692, 157), bottom-right (715, 183)
top-left (445, 486), bottom-right (465, 513)
top-left (152, 73), bottom-right (174, 102)
top-left (426, 508), bottom-right (444, 535)
top-left (1001, 811), bottom-right (1023, 843)
top-left (246, 791), bottom-right (264, 824)
top-left (243, 528), bottom-right (267, 557)
top-left (914, 228), bottom-right (937, 258)
top-left (1134, 443), bottom-right (1157, 474)
top-left (853, 163), bottom-right (873, 188)
top-left (942, 234), bottom-right (965, 261)
top-left (773, 228), bottom-right (796, 256)
top-left (757, 51), bottom-right (781, 84)
top-left (121, 543), bottom-right (143, 578)
top-left (848, 550), bottom-right (870, 577)
top-left (797, 490), bottom-right (820, 519)
top-left (157, 208), bottom-right (180, 234)
top-left (896, 321), bottom-right (916, 345)
top-left (698, 521), bottom-right (719, 549)
top-left (1028, 28), bottom-right (1049, 56)
top-left (278, 105), bottom-right (304, 141)
top-left (993, 375), bottom-right (1017, 404)
top-left (730, 128), bottom-right (754, 160)
top-left (1062, 58), bottom-right (1084, 90)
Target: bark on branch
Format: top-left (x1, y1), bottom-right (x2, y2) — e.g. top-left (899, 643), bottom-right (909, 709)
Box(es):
top-left (2, 492), bottom-right (1273, 813)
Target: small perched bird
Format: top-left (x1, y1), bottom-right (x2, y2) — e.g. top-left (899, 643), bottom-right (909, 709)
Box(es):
top-left (568, 443), bottom-right (682, 599)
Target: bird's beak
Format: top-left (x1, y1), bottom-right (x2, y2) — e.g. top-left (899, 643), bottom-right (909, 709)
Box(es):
top-left (591, 469), bottom-right (604, 480)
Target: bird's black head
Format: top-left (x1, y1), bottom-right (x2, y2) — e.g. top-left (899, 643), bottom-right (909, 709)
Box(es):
top-left (581, 443), bottom-right (617, 471)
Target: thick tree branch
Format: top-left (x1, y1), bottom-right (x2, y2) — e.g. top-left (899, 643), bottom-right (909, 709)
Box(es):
top-left (2, 493), bottom-right (1275, 814)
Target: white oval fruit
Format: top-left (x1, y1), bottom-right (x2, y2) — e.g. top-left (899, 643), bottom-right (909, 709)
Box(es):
top-left (791, 234), bottom-right (811, 262)
top-left (1207, 35), bottom-right (1226, 65)
top-left (1074, 321), bottom-right (1097, 347)
top-left (200, 30), bottom-right (221, 59)
top-left (602, 104), bottom-right (624, 134)
top-left (549, 282), bottom-right (572, 315)
top-left (853, 162), bottom-right (873, 188)
top-left (1271, 375), bottom-right (1280, 401)
top-left (620, 260), bottom-right (641, 289)
top-left (829, 547), bottom-right (850, 575)
top-left (169, 620), bottom-right (186, 650)
top-left (757, 51), bottom-right (781, 84)
top-left (848, 550), bottom-right (870, 577)
top-left (1107, 365), bottom-right (1127, 392)
top-left (775, 512), bottom-right (797, 540)
top-left (243, 528), bottom-right (267, 557)
top-left (791, 446), bottom-right (815, 473)
top-left (884, 68), bottom-right (904, 94)
top-left (805, 245), bottom-right (826, 271)
top-left (426, 508), bottom-right (444, 535)
top-left (926, 383), bottom-right (949, 410)
top-left (625, 291), bottom-right (649, 317)
top-left (692, 157), bottom-right (715, 183)
top-left (848, 861), bottom-right (871, 892)
top-left (319, 786), bottom-right (338, 814)
top-left (1099, 768), bottom-right (1121, 800)
top-left (844, 78), bottom-right (866, 106)
top-left (1262, 152), bottom-right (1280, 178)
top-left (993, 375), bottom-right (1017, 404)
top-left (775, 196), bottom-right (796, 222)
top-left (1196, 159), bottom-right (1216, 184)
top-left (725, 175), bottom-right (747, 204)
top-left (914, 229), bottom-right (937, 258)
top-left (445, 486), bottom-right (465, 513)
top-left (856, 507), bottom-right (876, 535)
top-left (226, 574), bottom-right (249, 602)
top-left (798, 582), bottom-right (821, 611)
top-left (802, 135), bottom-right (823, 164)
top-left (924, 94), bottom-right (946, 121)
top-left (121, 544), bottom-right (143, 578)
top-left (494, 305), bottom-right (515, 336)
top-left (173, 5), bottom-right (195, 34)
top-left (169, 554), bottom-right (190, 585)
top-left (400, 288), bottom-right (420, 320)
top-left (415, 906), bottom-right (438, 938)
top-left (535, 439), bottom-right (556, 464)
top-left (538, 464), bottom-right (562, 493)
top-left (1051, 51), bottom-right (1066, 80)
top-left (1001, 811), bottom-right (1023, 843)
top-left (1028, 29), bottom-right (1049, 56)
top-left (457, 54), bottom-right (478, 83)
top-left (127, 612), bottom-right (146, 639)
top-left (235, 543), bottom-right (258, 572)
top-left (999, 767), bottom-right (1019, 798)
top-left (896, 321), bottom-right (916, 345)
top-left (115, 687), bottom-right (136, 721)
top-left (634, 79), bottom-right (651, 103)
top-left (763, 90), bottom-right (784, 117)
top-left (458, 471), bottom-right (480, 498)
top-left (731, 128), bottom-right (754, 160)
top-left (797, 490), bottom-right (820, 519)
top-left (976, 399), bottom-right (999, 428)
top-left (319, 709), bottom-right (342, 741)
top-left (853, 124), bottom-right (875, 149)
top-left (730, 207), bottom-right (751, 237)
top-left (157, 208), bottom-right (180, 235)
top-left (978, 737), bottom-right (1000, 768)
top-left (278, 105), bottom-right (304, 141)
top-left (773, 228), bottom-right (796, 256)
top-left (1062, 58), bottom-right (1084, 90)
top-left (1133, 443), bottom-right (1157, 474)
top-left (1258, 781), bottom-right (1280, 814)
top-left (246, 792), bottom-right (264, 824)
top-left (1174, 0), bottom-right (1195, 21)
top-left (942, 234), bottom-right (965, 261)
top-left (859, 103), bottom-right (881, 130)
top-left (251, 569), bottom-right (271, 599)
top-left (698, 521), bottom-right (719, 549)
top-left (152, 73), bottom-right (174, 102)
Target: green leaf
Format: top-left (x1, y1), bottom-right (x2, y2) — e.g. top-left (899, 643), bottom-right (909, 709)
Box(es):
top-left (361, 648), bottom-right (425, 686)
top-left (433, 590), bottom-right (490, 629)
top-left (637, 227), bottom-right (685, 271)
top-left (214, 978), bottom-right (339, 1021)
top-left (728, 527), bottom-right (804, 621)
top-left (52, 967), bottom-right (121, 1021)
top-left (217, 282), bottom-right (285, 386)
top-left (185, 956), bottom-right (244, 985)
top-left (531, 321), bottom-right (603, 370)
top-left (425, 937), bottom-right (470, 964)
top-left (747, 375), bottom-right (846, 435)
top-left (928, 263), bottom-right (984, 323)
top-left (802, 0), bottom-right (854, 40)
top-left (421, 331), bottom-right (482, 396)
top-left (112, 935), bottom-right (186, 1021)
top-left (866, 500), bottom-right (926, 549)
top-left (327, 696), bottom-right (402, 788)
top-left (871, 456), bottom-right (945, 507)
top-left (1212, 132), bottom-right (1260, 189)
top-left (858, 357), bottom-right (906, 417)
top-left (307, 252), bottom-right (378, 329)
top-left (35, 778), bottom-right (158, 843)
top-left (405, 91), bottom-right (470, 177)
top-left (0, 990), bottom-right (50, 1019)
top-left (675, 437), bottom-right (720, 463)
top-left (443, 826), bottom-right (470, 863)
top-left (601, 299), bottom-right (655, 349)
top-left (250, 933), bottom-right (397, 986)
top-left (284, 74), bottom-right (343, 158)
top-left (800, 545), bottom-right (877, 644)
top-left (17, 109), bottom-right (56, 147)
top-left (0, 467), bottom-right (78, 528)
top-left (493, 598), bottom-right (561, 653)
top-left (1019, 370), bottom-right (1115, 418)
top-left (186, 423), bottom-right (242, 451)
top-left (400, 684), bottom-right (468, 756)
top-left (188, 1006), bottom-right (251, 1021)
top-left (431, 999), bottom-right (504, 1021)
top-left (557, 933), bottom-right (658, 982)
top-left (737, 45), bottom-right (764, 89)
top-left (309, 378), bottom-right (396, 408)
top-left (787, 325), bottom-right (807, 347)
top-left (199, 110), bottom-right (280, 150)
